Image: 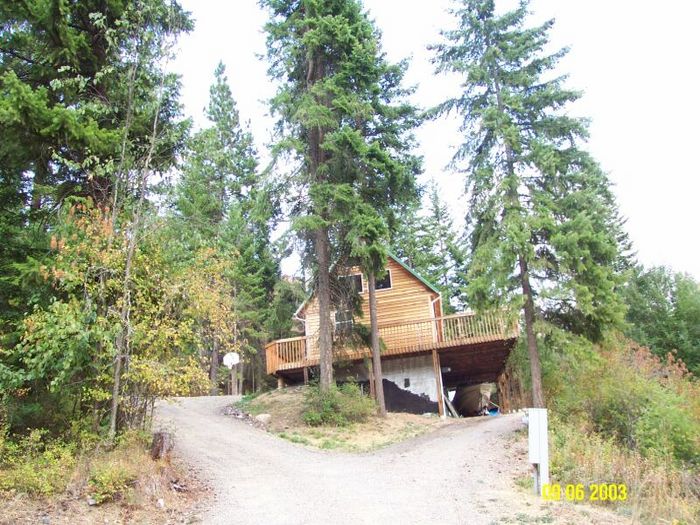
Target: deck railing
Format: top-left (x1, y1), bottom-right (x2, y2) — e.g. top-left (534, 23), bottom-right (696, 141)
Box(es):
top-left (265, 311), bottom-right (517, 375)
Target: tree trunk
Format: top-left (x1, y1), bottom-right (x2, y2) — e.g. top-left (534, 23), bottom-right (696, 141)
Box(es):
top-left (150, 431), bottom-right (174, 460)
top-left (229, 364), bottom-right (238, 396)
top-left (108, 335), bottom-right (124, 439)
top-left (237, 361), bottom-right (245, 395)
top-left (518, 256), bottom-right (544, 408)
top-left (316, 226), bottom-right (333, 392)
top-left (209, 338), bottom-right (219, 395)
top-left (109, 63), bottom-right (166, 440)
top-left (305, 40), bottom-right (332, 392)
top-left (30, 153), bottom-right (48, 212)
top-left (491, 64), bottom-right (545, 410)
top-left (368, 273), bottom-right (386, 416)
top-left (109, 201), bottom-right (141, 439)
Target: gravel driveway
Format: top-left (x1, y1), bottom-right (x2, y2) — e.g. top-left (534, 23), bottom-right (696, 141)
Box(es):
top-left (155, 396), bottom-right (627, 525)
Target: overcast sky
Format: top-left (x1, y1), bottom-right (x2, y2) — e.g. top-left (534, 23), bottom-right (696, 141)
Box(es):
top-left (170, 0), bottom-right (700, 280)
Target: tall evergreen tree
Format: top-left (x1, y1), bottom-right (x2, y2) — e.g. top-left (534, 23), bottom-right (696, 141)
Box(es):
top-left (425, 185), bottom-right (467, 310)
top-left (335, 46), bottom-right (421, 415)
top-left (263, 0), bottom-right (421, 398)
top-left (0, 0), bottom-right (190, 211)
top-left (263, 0), bottom-right (415, 390)
top-left (176, 62), bottom-right (258, 234)
top-left (432, 0), bottom-right (628, 407)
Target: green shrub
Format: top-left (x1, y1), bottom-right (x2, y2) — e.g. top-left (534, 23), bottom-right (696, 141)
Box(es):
top-left (0, 429), bottom-right (76, 496)
top-left (302, 383), bottom-right (375, 427)
top-left (115, 428), bottom-right (150, 450)
top-left (634, 388), bottom-right (700, 464)
top-left (88, 459), bottom-right (137, 503)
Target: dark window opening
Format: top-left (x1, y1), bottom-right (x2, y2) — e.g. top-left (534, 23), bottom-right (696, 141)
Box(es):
top-left (376, 271), bottom-right (392, 290)
top-left (339, 274), bottom-right (363, 293)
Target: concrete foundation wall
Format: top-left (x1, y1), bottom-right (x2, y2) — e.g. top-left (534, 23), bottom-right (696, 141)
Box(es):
top-left (335, 354), bottom-right (440, 414)
top-left (381, 354), bottom-right (438, 402)
top-left (336, 355), bottom-right (438, 401)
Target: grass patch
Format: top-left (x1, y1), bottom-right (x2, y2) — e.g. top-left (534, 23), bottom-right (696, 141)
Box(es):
top-left (278, 432), bottom-right (310, 445)
top-left (320, 438), bottom-right (341, 450)
top-left (235, 392), bottom-right (266, 415)
top-left (513, 513), bottom-right (554, 524)
top-left (514, 474), bottom-right (533, 491)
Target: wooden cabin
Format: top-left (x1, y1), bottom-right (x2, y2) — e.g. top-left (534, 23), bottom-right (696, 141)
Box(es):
top-left (265, 254), bottom-right (519, 416)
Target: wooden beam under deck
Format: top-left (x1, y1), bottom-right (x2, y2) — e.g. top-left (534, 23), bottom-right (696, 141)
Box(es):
top-left (439, 340), bottom-right (513, 388)
top-left (432, 348), bottom-right (445, 417)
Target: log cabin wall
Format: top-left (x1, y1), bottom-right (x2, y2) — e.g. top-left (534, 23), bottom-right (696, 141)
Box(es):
top-left (300, 257), bottom-right (441, 359)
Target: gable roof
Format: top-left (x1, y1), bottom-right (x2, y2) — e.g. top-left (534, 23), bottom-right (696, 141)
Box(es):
top-left (293, 252), bottom-right (441, 319)
top-left (388, 252), bottom-right (441, 295)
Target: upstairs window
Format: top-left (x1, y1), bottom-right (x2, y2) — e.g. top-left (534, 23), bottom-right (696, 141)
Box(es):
top-left (339, 274), bottom-right (363, 293)
top-left (375, 270), bottom-right (392, 290)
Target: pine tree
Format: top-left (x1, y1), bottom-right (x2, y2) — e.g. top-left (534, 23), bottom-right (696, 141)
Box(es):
top-left (336, 43), bottom-right (421, 416)
top-left (176, 62), bottom-right (256, 238)
top-left (0, 0), bottom-right (191, 209)
top-left (424, 185), bottom-right (467, 311)
top-left (263, 0), bottom-right (421, 398)
top-left (432, 0), bottom-right (628, 407)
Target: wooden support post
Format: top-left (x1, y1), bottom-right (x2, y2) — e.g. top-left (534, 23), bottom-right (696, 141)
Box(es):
top-left (497, 371), bottom-right (508, 414)
top-left (277, 376), bottom-right (285, 390)
top-left (303, 367), bottom-right (309, 385)
top-left (432, 348), bottom-right (445, 417)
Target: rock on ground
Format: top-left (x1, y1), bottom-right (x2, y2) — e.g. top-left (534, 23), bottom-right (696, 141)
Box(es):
top-left (254, 413), bottom-right (272, 426)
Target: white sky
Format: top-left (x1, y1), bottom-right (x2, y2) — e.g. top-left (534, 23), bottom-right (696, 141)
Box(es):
top-left (171, 0), bottom-right (700, 280)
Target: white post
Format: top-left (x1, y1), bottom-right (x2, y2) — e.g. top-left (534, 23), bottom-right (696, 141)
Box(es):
top-left (527, 408), bottom-right (549, 496)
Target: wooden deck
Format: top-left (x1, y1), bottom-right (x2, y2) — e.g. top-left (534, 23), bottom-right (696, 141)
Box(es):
top-left (265, 311), bottom-right (518, 376)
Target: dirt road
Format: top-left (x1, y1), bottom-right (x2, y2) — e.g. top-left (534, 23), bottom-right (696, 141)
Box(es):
top-left (155, 396), bottom-right (627, 525)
